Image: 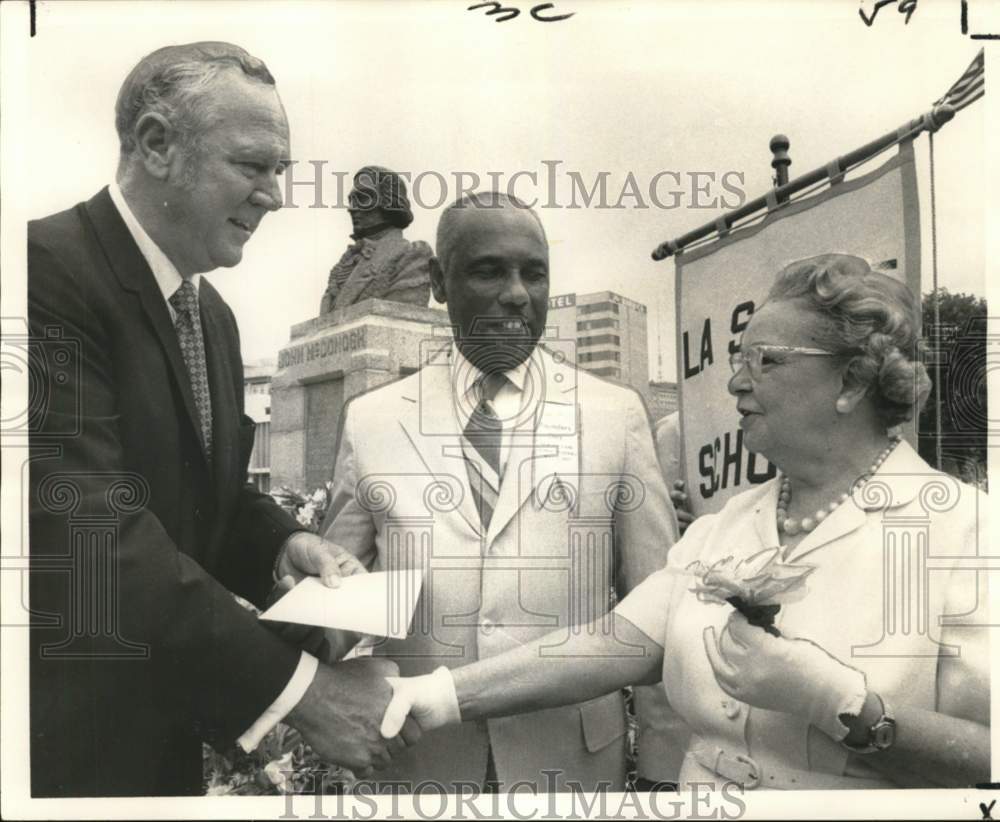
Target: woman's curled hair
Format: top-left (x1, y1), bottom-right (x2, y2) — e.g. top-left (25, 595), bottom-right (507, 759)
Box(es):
top-left (767, 253), bottom-right (931, 428)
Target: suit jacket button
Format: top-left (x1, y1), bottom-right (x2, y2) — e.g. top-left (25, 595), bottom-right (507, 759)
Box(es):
top-left (194, 507), bottom-right (202, 520)
top-left (480, 619), bottom-right (494, 636)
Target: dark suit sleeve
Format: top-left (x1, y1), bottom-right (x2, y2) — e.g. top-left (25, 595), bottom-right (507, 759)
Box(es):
top-left (216, 302), bottom-right (304, 608)
top-left (223, 480), bottom-right (304, 607)
top-left (28, 238), bottom-right (300, 745)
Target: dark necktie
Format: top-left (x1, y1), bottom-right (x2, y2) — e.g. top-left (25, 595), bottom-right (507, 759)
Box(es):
top-left (169, 280), bottom-right (213, 459)
top-left (461, 372), bottom-right (507, 530)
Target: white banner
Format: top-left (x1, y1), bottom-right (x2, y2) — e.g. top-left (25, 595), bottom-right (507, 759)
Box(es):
top-left (675, 142), bottom-right (921, 516)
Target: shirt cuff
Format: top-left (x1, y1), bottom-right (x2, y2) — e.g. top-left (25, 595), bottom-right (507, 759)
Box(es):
top-left (237, 651), bottom-right (319, 752)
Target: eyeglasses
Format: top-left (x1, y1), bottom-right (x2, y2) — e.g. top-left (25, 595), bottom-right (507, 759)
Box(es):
top-left (729, 344), bottom-right (836, 380)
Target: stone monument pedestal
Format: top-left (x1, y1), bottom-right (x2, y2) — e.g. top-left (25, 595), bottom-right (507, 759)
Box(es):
top-left (270, 298), bottom-right (450, 492)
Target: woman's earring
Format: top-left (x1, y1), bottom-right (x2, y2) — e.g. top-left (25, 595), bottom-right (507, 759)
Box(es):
top-left (835, 397), bottom-right (850, 413)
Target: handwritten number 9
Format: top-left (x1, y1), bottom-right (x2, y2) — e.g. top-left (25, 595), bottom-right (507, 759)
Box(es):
top-left (858, 0), bottom-right (918, 27)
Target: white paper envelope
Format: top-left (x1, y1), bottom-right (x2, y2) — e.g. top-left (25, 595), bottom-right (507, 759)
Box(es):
top-left (259, 570), bottom-right (424, 639)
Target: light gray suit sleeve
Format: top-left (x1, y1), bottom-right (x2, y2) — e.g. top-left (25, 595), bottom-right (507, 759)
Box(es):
top-left (614, 393), bottom-right (691, 783)
top-left (319, 402), bottom-right (379, 660)
top-left (614, 391), bottom-right (677, 599)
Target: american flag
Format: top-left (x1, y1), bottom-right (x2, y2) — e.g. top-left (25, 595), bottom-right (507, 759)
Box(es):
top-left (935, 49), bottom-right (985, 112)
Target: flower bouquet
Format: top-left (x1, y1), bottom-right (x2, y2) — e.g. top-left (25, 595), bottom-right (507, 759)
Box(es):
top-left (686, 547), bottom-right (814, 636)
top-left (271, 483), bottom-right (331, 533)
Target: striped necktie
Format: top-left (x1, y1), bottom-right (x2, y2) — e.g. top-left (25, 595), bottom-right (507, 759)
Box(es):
top-left (461, 372), bottom-right (507, 530)
top-left (169, 280), bottom-right (213, 459)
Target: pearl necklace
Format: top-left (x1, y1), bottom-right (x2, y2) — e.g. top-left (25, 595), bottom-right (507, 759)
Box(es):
top-left (776, 435), bottom-right (902, 536)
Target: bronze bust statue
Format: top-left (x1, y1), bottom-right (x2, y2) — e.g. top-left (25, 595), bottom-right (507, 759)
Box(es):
top-left (319, 166), bottom-right (433, 314)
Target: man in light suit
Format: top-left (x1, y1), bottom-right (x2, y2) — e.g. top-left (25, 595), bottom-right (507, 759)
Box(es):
top-left (654, 411), bottom-right (696, 537)
top-left (321, 192), bottom-right (679, 792)
top-left (27, 42), bottom-right (408, 797)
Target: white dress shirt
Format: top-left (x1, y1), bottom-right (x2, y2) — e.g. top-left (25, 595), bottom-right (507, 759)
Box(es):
top-left (107, 182), bottom-right (317, 752)
top-left (450, 342), bottom-right (540, 477)
top-left (107, 183), bottom-right (200, 318)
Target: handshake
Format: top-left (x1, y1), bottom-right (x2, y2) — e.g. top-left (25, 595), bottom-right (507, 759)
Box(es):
top-left (283, 661), bottom-right (461, 775)
top-left (269, 534), bottom-right (461, 774)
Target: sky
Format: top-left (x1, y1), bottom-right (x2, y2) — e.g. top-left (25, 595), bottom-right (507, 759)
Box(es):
top-left (3, 0), bottom-right (991, 381)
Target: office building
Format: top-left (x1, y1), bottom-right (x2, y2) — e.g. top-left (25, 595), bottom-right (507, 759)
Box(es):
top-left (244, 360), bottom-right (275, 493)
top-left (546, 290), bottom-right (649, 398)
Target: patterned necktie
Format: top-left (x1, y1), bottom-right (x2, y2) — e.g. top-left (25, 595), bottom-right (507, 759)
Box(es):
top-left (461, 372), bottom-right (507, 530)
top-left (169, 280), bottom-right (213, 459)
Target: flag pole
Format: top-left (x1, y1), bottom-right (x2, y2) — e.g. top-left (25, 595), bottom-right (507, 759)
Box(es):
top-left (652, 104), bottom-right (955, 261)
top-left (929, 131), bottom-right (944, 471)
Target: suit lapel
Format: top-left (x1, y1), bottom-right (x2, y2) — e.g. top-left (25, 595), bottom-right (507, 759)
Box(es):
top-left (84, 187), bottom-right (208, 468)
top-left (398, 354), bottom-right (482, 538)
top-left (399, 346), bottom-right (584, 546)
top-left (486, 350), bottom-right (580, 547)
top-left (199, 282), bottom-right (239, 497)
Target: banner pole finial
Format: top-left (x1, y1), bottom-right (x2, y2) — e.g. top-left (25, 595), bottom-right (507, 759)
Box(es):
top-left (770, 134), bottom-right (792, 196)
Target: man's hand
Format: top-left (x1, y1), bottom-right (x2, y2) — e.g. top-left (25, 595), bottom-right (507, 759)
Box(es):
top-left (285, 657), bottom-right (422, 775)
top-left (669, 480), bottom-right (696, 535)
top-left (277, 531), bottom-right (367, 588)
top-left (264, 534), bottom-right (365, 659)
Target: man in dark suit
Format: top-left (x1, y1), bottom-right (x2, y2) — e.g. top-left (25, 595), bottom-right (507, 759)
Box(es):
top-left (27, 41), bottom-right (413, 797)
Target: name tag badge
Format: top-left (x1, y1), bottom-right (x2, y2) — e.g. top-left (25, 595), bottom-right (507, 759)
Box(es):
top-left (534, 402), bottom-right (579, 508)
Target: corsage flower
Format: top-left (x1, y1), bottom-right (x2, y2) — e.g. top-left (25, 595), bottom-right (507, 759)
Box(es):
top-left (687, 547), bottom-right (814, 636)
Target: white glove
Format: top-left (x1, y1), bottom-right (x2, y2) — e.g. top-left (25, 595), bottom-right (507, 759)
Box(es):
top-left (380, 666), bottom-right (461, 739)
top-left (703, 612), bottom-right (867, 741)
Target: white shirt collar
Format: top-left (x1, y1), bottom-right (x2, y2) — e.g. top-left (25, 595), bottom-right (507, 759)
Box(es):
top-left (451, 341), bottom-right (532, 402)
top-left (108, 182), bottom-right (200, 312)
top-left (450, 342), bottom-right (541, 477)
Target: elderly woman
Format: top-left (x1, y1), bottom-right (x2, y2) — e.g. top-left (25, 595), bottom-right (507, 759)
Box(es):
top-left (381, 254), bottom-right (989, 790)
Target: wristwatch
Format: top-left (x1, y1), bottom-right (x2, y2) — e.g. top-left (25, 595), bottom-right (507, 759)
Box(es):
top-left (842, 695), bottom-right (896, 754)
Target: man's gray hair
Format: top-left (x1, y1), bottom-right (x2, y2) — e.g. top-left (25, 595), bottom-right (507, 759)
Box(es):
top-left (435, 191), bottom-right (548, 273)
top-left (115, 41), bottom-right (275, 163)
